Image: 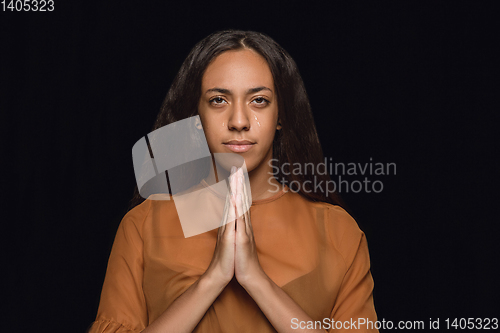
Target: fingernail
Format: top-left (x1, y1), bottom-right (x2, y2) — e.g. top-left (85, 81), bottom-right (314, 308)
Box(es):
top-left (239, 176), bottom-right (243, 184)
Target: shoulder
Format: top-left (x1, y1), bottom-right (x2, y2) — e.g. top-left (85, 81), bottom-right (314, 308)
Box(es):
top-left (311, 201), bottom-right (365, 264)
top-left (302, 198), bottom-right (362, 238)
top-left (119, 194), bottom-right (173, 236)
top-left (123, 194), bottom-right (185, 237)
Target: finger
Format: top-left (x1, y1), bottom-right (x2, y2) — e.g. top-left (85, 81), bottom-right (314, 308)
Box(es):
top-left (230, 194), bottom-right (237, 231)
top-left (229, 168), bottom-right (237, 208)
top-left (223, 167), bottom-right (237, 226)
top-left (237, 168), bottom-right (247, 230)
top-left (222, 195), bottom-right (236, 239)
top-left (240, 176), bottom-right (252, 236)
top-left (224, 217), bottom-right (236, 237)
top-left (230, 166), bottom-right (237, 199)
top-left (235, 168), bottom-right (242, 217)
top-left (229, 170), bottom-right (238, 223)
top-left (235, 193), bottom-right (246, 236)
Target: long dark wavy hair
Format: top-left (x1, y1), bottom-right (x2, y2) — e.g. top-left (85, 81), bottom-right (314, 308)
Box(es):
top-left (127, 30), bottom-right (344, 212)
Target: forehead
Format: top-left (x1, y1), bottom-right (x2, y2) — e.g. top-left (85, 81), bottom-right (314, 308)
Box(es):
top-left (202, 49), bottom-right (274, 90)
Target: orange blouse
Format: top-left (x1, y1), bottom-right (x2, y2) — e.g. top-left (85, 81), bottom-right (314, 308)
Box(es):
top-left (88, 184), bottom-right (378, 332)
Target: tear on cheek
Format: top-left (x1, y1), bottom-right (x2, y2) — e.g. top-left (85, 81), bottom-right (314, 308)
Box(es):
top-left (254, 115), bottom-right (261, 127)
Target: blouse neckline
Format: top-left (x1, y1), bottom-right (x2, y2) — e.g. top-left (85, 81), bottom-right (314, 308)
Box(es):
top-left (200, 179), bottom-right (288, 205)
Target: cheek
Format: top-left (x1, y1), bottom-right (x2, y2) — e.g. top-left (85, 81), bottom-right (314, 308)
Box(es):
top-left (252, 106), bottom-right (277, 127)
top-left (203, 126), bottom-right (225, 152)
top-left (253, 114), bottom-right (261, 127)
top-left (254, 113), bottom-right (278, 140)
top-left (199, 114), bottom-right (218, 139)
top-left (205, 128), bottom-right (219, 144)
top-left (256, 124), bottom-right (277, 147)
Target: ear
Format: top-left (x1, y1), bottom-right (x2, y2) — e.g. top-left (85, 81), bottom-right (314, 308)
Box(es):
top-left (276, 119), bottom-right (282, 130)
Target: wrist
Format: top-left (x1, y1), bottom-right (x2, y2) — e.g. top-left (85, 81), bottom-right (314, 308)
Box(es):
top-left (239, 269), bottom-right (272, 294)
top-left (200, 269), bottom-right (230, 294)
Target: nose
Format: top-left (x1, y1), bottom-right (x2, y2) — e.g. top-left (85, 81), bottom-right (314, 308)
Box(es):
top-left (227, 100), bottom-right (250, 132)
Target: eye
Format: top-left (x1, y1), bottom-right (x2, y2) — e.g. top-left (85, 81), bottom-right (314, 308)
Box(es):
top-left (251, 97), bottom-right (270, 107)
top-left (209, 96), bottom-right (227, 106)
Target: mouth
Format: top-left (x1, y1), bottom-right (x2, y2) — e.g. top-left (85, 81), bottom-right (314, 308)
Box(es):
top-left (223, 140), bottom-right (256, 153)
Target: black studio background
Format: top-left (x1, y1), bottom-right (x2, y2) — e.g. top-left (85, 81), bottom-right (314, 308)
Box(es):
top-left (2, 2), bottom-right (498, 332)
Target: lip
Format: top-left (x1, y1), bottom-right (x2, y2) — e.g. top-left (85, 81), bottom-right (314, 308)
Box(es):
top-left (223, 140), bottom-right (256, 153)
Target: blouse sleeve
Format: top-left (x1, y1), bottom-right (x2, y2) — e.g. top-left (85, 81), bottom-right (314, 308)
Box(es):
top-left (327, 206), bottom-right (378, 333)
top-left (87, 201), bottom-right (151, 333)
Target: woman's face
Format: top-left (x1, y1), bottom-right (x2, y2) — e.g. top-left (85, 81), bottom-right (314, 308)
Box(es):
top-left (198, 49), bottom-right (280, 173)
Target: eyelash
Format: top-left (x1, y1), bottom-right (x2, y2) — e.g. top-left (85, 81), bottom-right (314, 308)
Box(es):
top-left (209, 97), bottom-right (227, 106)
top-left (253, 97), bottom-right (270, 106)
top-left (209, 96), bottom-right (271, 107)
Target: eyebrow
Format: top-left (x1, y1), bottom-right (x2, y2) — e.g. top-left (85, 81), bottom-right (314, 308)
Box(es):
top-left (204, 86), bottom-right (273, 95)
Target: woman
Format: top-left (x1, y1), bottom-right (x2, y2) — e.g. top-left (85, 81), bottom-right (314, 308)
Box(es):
top-left (88, 30), bottom-right (378, 333)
